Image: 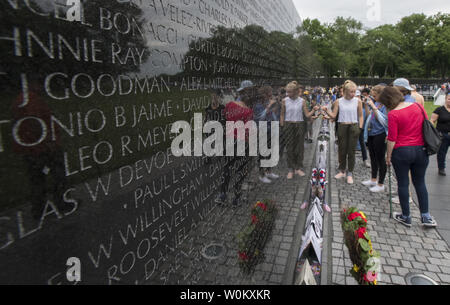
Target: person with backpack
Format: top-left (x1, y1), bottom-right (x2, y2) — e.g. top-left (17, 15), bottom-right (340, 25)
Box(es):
top-left (379, 86), bottom-right (437, 228)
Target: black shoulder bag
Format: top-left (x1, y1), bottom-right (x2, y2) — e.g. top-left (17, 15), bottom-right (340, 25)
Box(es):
top-left (416, 103), bottom-right (442, 155)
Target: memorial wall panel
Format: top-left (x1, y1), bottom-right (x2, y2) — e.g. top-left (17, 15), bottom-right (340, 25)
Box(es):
top-left (0, 0), bottom-right (303, 284)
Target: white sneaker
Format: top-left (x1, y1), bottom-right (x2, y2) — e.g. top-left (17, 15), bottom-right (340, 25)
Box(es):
top-left (370, 185), bottom-right (385, 193)
top-left (266, 173), bottom-right (280, 179)
top-left (362, 180), bottom-right (377, 187)
top-left (364, 160), bottom-right (371, 168)
top-left (259, 176), bottom-right (272, 184)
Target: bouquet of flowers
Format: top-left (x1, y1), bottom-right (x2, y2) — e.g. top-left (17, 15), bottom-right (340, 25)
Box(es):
top-left (237, 200), bottom-right (277, 273)
top-left (341, 207), bottom-right (381, 285)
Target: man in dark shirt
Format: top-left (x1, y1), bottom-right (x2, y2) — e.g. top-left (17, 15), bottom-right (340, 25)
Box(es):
top-left (431, 93), bottom-right (450, 176)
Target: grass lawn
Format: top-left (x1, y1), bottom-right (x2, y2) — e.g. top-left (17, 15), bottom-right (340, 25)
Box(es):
top-left (424, 101), bottom-right (439, 118)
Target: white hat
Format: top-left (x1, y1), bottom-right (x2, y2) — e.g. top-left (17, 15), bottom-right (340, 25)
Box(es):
top-left (237, 80), bottom-right (254, 92)
top-left (393, 78), bottom-right (414, 91)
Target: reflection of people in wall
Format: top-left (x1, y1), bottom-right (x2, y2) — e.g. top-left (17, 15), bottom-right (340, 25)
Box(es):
top-left (204, 89), bottom-right (226, 127)
top-left (217, 81), bottom-right (256, 207)
top-left (253, 86), bottom-right (280, 184)
top-left (12, 81), bottom-right (68, 219)
top-left (204, 89), bottom-right (226, 165)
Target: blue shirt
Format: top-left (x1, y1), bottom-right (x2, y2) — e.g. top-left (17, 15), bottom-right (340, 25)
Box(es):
top-left (405, 95), bottom-right (416, 103)
top-left (368, 102), bottom-right (388, 136)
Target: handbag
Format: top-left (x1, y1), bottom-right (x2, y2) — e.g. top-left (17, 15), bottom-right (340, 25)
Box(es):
top-left (415, 103), bottom-right (442, 155)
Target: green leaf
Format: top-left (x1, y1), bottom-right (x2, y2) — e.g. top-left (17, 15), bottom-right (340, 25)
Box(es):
top-left (364, 233), bottom-right (371, 241)
top-left (359, 239), bottom-right (370, 252)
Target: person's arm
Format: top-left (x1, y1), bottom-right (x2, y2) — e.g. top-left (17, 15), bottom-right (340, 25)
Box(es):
top-left (323, 100), bottom-right (339, 120)
top-left (386, 140), bottom-right (396, 166)
top-left (303, 101), bottom-right (315, 119)
top-left (357, 100), bottom-right (364, 129)
top-left (363, 100), bottom-right (370, 120)
top-left (367, 99), bottom-right (388, 128)
top-left (386, 113), bottom-right (398, 166)
top-left (430, 113), bottom-right (439, 126)
top-left (280, 99), bottom-right (286, 127)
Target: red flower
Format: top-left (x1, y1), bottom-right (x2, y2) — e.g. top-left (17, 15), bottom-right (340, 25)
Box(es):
top-left (256, 202), bottom-right (267, 211)
top-left (348, 212), bottom-right (367, 223)
top-left (356, 227), bottom-right (367, 239)
top-left (238, 251), bottom-right (249, 261)
top-left (252, 215), bottom-right (259, 224)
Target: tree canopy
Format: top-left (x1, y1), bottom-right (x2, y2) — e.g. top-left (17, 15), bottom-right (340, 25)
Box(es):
top-left (296, 13), bottom-right (450, 79)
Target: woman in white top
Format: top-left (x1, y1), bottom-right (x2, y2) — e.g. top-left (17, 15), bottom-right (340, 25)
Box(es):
top-left (280, 81), bottom-right (316, 179)
top-left (323, 80), bottom-right (364, 184)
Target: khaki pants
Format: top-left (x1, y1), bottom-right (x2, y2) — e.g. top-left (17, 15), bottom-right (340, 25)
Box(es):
top-left (284, 122), bottom-right (306, 171)
top-left (337, 123), bottom-right (360, 173)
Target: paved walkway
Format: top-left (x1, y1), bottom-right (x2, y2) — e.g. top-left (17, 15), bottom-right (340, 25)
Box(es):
top-left (330, 132), bottom-right (450, 285)
top-left (421, 154), bottom-right (450, 247)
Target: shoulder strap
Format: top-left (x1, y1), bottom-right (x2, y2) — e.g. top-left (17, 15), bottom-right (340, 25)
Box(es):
top-left (414, 102), bottom-right (426, 120)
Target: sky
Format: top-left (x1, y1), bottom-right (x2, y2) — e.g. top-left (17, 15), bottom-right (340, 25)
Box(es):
top-left (292, 0), bottom-right (450, 28)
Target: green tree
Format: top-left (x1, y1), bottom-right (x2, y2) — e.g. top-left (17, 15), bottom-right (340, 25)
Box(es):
top-left (296, 18), bottom-right (340, 77)
top-left (424, 13), bottom-right (450, 78)
top-left (329, 17), bottom-right (363, 77)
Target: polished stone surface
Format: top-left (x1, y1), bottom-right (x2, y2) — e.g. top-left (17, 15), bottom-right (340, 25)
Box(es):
top-left (0, 0), bottom-right (303, 284)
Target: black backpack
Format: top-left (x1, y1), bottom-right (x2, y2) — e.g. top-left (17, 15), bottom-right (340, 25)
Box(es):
top-left (415, 103), bottom-right (442, 155)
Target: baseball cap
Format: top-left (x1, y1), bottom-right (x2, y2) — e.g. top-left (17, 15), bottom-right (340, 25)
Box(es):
top-left (356, 90), bottom-right (361, 96)
top-left (393, 78), bottom-right (414, 91)
top-left (237, 80), bottom-right (254, 92)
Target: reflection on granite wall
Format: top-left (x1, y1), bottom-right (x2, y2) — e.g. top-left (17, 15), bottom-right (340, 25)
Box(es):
top-left (0, 0), bottom-right (304, 284)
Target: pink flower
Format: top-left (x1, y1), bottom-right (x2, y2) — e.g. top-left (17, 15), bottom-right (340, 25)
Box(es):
top-left (364, 272), bottom-right (378, 283)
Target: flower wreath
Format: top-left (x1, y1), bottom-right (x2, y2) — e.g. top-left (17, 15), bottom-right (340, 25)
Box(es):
top-left (341, 207), bottom-right (381, 285)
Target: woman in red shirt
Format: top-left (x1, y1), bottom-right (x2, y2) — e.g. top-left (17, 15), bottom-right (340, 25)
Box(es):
top-left (217, 80), bottom-right (256, 207)
top-left (379, 87), bottom-right (437, 228)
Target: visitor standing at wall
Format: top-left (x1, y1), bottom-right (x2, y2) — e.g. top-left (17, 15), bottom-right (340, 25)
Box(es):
top-left (280, 81), bottom-right (315, 179)
top-left (218, 80), bottom-right (256, 207)
top-left (362, 85), bottom-right (389, 193)
top-left (357, 89), bottom-right (370, 168)
top-left (253, 86), bottom-right (280, 183)
top-left (323, 80), bottom-right (364, 184)
top-left (304, 90), bottom-right (316, 144)
top-left (431, 93), bottom-right (450, 176)
top-left (379, 87), bottom-right (437, 228)
top-left (393, 78), bottom-right (417, 103)
top-left (411, 85), bottom-right (425, 106)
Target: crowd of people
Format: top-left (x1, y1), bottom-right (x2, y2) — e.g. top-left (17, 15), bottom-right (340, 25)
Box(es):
top-left (209, 78), bottom-right (450, 228)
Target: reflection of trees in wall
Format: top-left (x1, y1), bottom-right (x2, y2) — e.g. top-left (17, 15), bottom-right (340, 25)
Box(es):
top-left (179, 24), bottom-right (312, 85)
